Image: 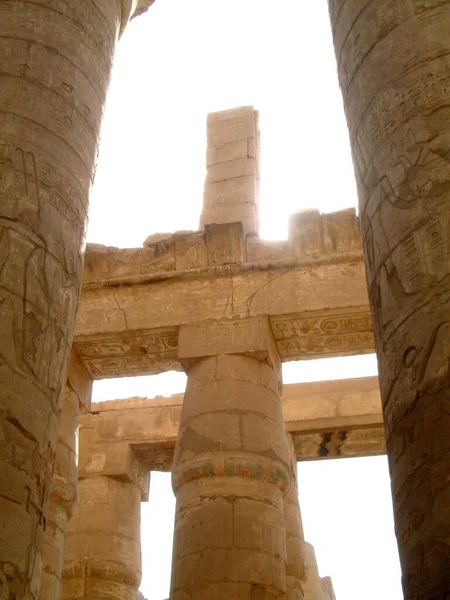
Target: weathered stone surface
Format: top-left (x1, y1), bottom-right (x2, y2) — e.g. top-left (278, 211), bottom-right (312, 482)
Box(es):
top-left (85, 376), bottom-right (383, 470)
top-left (0, 2), bottom-right (153, 595)
top-left (170, 350), bottom-right (291, 599)
top-left (61, 477), bottom-right (142, 600)
top-left (285, 435), bottom-right (306, 599)
top-left (320, 577), bottom-right (336, 600)
top-left (201, 106), bottom-right (260, 235)
top-left (73, 210), bottom-right (373, 379)
top-left (302, 543), bottom-right (325, 600)
top-left (329, 2), bottom-right (450, 596)
top-left (61, 414), bottom-right (150, 600)
top-left (39, 390), bottom-right (79, 600)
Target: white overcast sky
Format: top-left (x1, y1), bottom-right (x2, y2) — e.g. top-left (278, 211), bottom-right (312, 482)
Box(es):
top-left (88, 1), bottom-right (403, 599)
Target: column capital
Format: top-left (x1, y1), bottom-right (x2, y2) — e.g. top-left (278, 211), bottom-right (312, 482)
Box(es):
top-left (78, 416), bottom-right (150, 501)
top-left (178, 316), bottom-right (281, 373)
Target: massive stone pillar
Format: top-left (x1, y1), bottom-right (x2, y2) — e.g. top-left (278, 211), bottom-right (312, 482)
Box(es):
top-left (61, 425), bottom-right (150, 600)
top-left (327, 2), bottom-right (450, 596)
top-left (170, 318), bottom-right (291, 599)
top-left (284, 435), bottom-right (306, 600)
top-left (200, 106), bottom-right (260, 235)
top-left (39, 353), bottom-right (92, 600)
top-left (0, 1), bottom-right (154, 597)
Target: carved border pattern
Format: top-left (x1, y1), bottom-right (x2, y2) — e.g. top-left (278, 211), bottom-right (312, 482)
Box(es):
top-left (270, 310), bottom-right (374, 360)
top-left (73, 326), bottom-right (179, 379)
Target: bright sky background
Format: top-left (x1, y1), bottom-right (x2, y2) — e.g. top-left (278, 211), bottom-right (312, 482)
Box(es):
top-left (87, 1), bottom-right (403, 599)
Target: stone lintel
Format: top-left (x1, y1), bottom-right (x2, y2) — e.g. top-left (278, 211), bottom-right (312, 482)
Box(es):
top-left (75, 208), bottom-right (372, 379)
top-left (178, 316), bottom-right (280, 374)
top-left (83, 377), bottom-right (384, 469)
top-left (78, 425), bottom-right (150, 501)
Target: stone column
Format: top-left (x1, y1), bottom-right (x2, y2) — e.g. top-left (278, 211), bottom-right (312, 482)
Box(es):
top-left (0, 2), bottom-right (153, 597)
top-left (170, 317), bottom-right (291, 599)
top-left (61, 429), bottom-right (150, 600)
top-left (284, 435), bottom-right (306, 600)
top-left (320, 577), bottom-right (335, 600)
top-left (39, 353), bottom-right (92, 600)
top-left (302, 544), bottom-right (325, 600)
top-left (327, 2), bottom-right (450, 596)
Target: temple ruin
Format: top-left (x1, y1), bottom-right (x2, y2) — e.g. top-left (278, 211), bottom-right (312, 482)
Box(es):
top-left (1, 2), bottom-right (449, 600)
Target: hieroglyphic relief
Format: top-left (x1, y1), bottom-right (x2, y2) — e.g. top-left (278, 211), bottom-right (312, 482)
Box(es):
top-left (328, 2), bottom-right (450, 594)
top-left (73, 327), bottom-right (180, 379)
top-left (355, 58), bottom-right (450, 173)
top-left (270, 311), bottom-right (374, 359)
top-left (0, 2), bottom-right (133, 596)
top-left (337, 0), bottom-right (400, 94)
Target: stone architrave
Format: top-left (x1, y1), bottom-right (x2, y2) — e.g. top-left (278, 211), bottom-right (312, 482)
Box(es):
top-left (39, 353), bottom-right (92, 600)
top-left (327, 2), bottom-right (450, 596)
top-left (61, 424), bottom-right (150, 600)
top-left (170, 317), bottom-right (291, 599)
top-left (0, 2), bottom-right (154, 597)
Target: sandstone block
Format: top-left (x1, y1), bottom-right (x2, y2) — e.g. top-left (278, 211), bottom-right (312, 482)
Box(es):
top-left (322, 208), bottom-right (361, 254)
top-left (205, 222), bottom-right (246, 265)
top-left (178, 317), bottom-right (279, 365)
top-left (207, 106), bottom-right (257, 147)
top-left (206, 157), bottom-right (256, 184)
top-left (203, 174), bottom-right (256, 208)
top-left (206, 138), bottom-right (249, 166)
top-left (289, 209), bottom-right (324, 258)
top-left (200, 203), bottom-right (258, 236)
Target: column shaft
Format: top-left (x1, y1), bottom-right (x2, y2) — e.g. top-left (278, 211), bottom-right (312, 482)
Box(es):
top-left (170, 354), bottom-right (291, 600)
top-left (39, 389), bottom-right (78, 600)
top-left (61, 476), bottom-right (142, 600)
top-left (327, 2), bottom-right (450, 596)
top-left (302, 544), bottom-right (324, 600)
top-left (284, 435), bottom-right (305, 600)
top-left (39, 351), bottom-right (92, 600)
top-left (0, 2), bottom-right (140, 596)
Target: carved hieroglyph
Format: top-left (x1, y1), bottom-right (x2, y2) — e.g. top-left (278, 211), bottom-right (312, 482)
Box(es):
top-left (0, 2), bottom-right (153, 598)
top-left (74, 209), bottom-right (375, 379)
top-left (328, 2), bottom-right (450, 597)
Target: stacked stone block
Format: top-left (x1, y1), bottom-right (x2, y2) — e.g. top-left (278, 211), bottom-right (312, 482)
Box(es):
top-left (200, 106), bottom-right (260, 235)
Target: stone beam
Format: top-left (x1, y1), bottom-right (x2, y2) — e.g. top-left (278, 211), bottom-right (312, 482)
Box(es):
top-left (84, 376), bottom-right (384, 469)
top-left (74, 209), bottom-right (374, 379)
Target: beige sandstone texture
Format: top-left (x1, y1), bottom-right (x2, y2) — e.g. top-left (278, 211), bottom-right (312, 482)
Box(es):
top-left (170, 319), bottom-right (292, 599)
top-left (284, 435), bottom-right (306, 599)
top-left (74, 208), bottom-right (373, 380)
top-left (39, 354), bottom-right (92, 600)
top-left (82, 376), bottom-right (384, 471)
top-left (320, 577), bottom-right (335, 600)
top-left (328, 1), bottom-right (450, 597)
top-left (61, 410), bottom-right (150, 600)
top-left (4, 5), bottom-right (448, 590)
top-left (200, 106), bottom-right (260, 235)
top-left (0, 1), bottom-right (153, 597)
